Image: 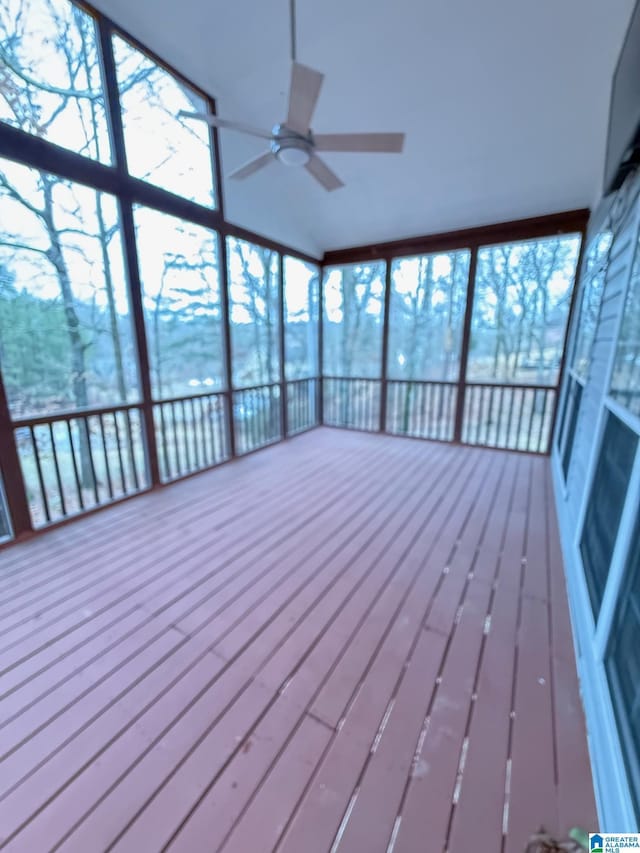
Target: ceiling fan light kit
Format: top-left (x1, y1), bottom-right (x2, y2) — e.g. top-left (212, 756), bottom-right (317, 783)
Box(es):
top-left (270, 127), bottom-right (313, 166)
top-left (179, 0), bottom-right (406, 191)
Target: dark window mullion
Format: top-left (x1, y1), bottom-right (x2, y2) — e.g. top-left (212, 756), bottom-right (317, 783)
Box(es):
top-left (96, 19), bottom-right (129, 178)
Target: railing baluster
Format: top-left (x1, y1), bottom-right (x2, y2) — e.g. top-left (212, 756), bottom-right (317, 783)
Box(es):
top-left (433, 383), bottom-right (439, 439)
top-left (180, 400), bottom-right (191, 472)
top-left (124, 409), bottom-right (141, 491)
top-left (268, 386), bottom-right (274, 441)
top-left (242, 392), bottom-right (249, 454)
top-left (98, 414), bottom-right (114, 500)
top-left (496, 386), bottom-right (505, 448)
top-left (189, 397), bottom-right (199, 470)
top-left (410, 382), bottom-right (418, 436)
top-left (526, 389), bottom-right (537, 452)
top-left (48, 422), bottom-right (66, 518)
top-left (170, 402), bottom-right (182, 475)
top-left (258, 387), bottom-right (265, 445)
top-left (515, 389), bottom-right (526, 451)
top-left (30, 425), bottom-right (50, 524)
top-left (83, 417), bottom-right (100, 505)
top-left (112, 411), bottom-right (128, 492)
top-left (427, 382), bottom-right (440, 438)
top-left (364, 380), bottom-right (369, 430)
top-left (301, 380), bottom-right (306, 430)
top-left (471, 385), bottom-right (479, 444)
top-left (365, 380), bottom-right (370, 430)
top-left (505, 387), bottom-right (515, 448)
top-left (198, 397), bottom-right (209, 466)
top-left (222, 395), bottom-right (229, 458)
top-left (449, 385), bottom-right (456, 440)
top-left (260, 388), bottom-right (266, 444)
top-left (488, 386), bottom-right (495, 446)
top-left (248, 390), bottom-right (255, 449)
top-left (210, 396), bottom-right (219, 462)
top-left (297, 380), bottom-right (302, 431)
top-left (538, 389), bottom-right (551, 454)
top-left (158, 403), bottom-right (170, 481)
top-left (66, 420), bottom-right (84, 511)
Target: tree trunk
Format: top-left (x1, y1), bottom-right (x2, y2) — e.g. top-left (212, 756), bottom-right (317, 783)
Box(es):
top-left (77, 23), bottom-right (128, 404)
top-left (42, 177), bottom-right (94, 488)
top-left (96, 197), bottom-right (128, 401)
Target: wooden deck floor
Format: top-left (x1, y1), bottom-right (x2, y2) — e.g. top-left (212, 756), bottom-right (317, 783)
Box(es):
top-left (0, 428), bottom-right (596, 852)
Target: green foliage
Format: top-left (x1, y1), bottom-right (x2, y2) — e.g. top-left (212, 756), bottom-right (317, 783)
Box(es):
top-left (0, 275), bottom-right (70, 413)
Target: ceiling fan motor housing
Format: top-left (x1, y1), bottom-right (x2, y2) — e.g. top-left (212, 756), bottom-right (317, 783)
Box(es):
top-left (271, 124), bottom-right (313, 166)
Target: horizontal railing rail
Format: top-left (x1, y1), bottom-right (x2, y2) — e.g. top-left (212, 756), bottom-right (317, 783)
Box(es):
top-left (233, 384), bottom-right (282, 455)
top-left (13, 404), bottom-right (148, 529)
top-left (153, 391), bottom-right (230, 482)
top-left (286, 377), bottom-right (319, 435)
top-left (230, 380), bottom-right (281, 395)
top-left (12, 401), bottom-right (143, 429)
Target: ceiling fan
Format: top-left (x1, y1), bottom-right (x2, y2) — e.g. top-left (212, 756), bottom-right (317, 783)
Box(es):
top-left (179, 0), bottom-right (405, 191)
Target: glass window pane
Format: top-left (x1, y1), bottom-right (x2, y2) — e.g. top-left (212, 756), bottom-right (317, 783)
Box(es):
top-left (467, 235), bottom-right (581, 385)
top-left (560, 376), bottom-right (583, 477)
top-left (227, 238), bottom-right (280, 388)
top-left (610, 229), bottom-right (640, 418)
top-left (0, 158), bottom-right (139, 417)
top-left (388, 250), bottom-right (469, 381)
top-left (134, 207), bottom-right (224, 400)
top-left (0, 0), bottom-right (111, 162)
top-left (606, 507), bottom-right (640, 818)
top-left (580, 411), bottom-right (638, 617)
top-left (322, 261), bottom-right (386, 378)
top-left (0, 0), bottom-right (110, 162)
top-left (284, 256), bottom-right (319, 380)
top-left (571, 232), bottom-right (611, 381)
top-left (113, 35), bottom-right (215, 207)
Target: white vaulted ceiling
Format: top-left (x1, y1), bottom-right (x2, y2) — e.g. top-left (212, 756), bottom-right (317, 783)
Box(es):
top-left (92, 0), bottom-right (634, 258)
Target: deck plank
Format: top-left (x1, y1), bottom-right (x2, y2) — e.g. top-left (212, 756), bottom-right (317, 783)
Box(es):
top-left (0, 430), bottom-right (596, 853)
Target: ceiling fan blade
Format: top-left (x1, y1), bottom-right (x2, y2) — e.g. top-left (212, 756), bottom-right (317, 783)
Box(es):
top-left (305, 155), bottom-right (344, 192)
top-left (228, 151), bottom-right (274, 181)
top-left (314, 132), bottom-right (405, 153)
top-left (287, 62), bottom-right (324, 135)
top-left (178, 111), bottom-right (273, 140)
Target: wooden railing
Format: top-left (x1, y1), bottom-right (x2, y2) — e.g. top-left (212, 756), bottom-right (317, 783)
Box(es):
top-left (386, 380), bottom-right (457, 442)
top-left (322, 377), bottom-right (381, 432)
top-left (322, 377), bottom-right (557, 453)
top-left (12, 403), bottom-right (147, 529)
top-left (153, 391), bottom-right (230, 482)
top-left (233, 383), bottom-right (282, 455)
top-left (2, 373), bottom-right (559, 540)
top-left (461, 383), bottom-right (557, 453)
top-left (286, 378), bottom-right (318, 435)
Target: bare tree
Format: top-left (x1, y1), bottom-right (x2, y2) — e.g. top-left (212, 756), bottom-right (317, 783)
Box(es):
top-left (0, 1), bottom-right (159, 484)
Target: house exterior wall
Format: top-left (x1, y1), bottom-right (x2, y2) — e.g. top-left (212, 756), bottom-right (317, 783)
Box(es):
top-left (552, 169), bottom-right (640, 832)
